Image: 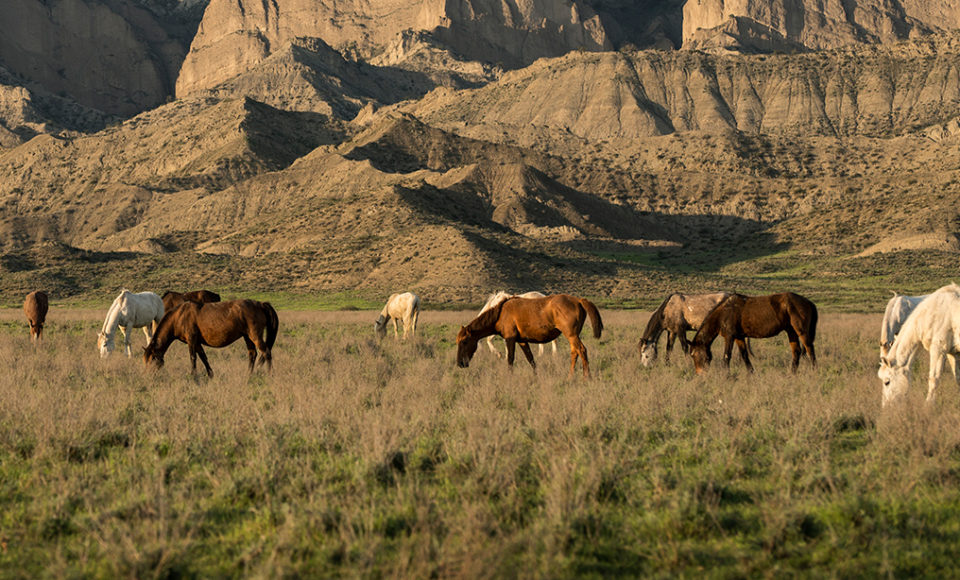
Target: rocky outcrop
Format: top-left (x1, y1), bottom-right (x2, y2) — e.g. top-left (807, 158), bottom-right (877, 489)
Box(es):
top-left (682, 0), bottom-right (960, 53)
top-left (176, 0), bottom-right (611, 97)
top-left (408, 36), bottom-right (960, 140)
top-left (0, 0), bottom-right (202, 116)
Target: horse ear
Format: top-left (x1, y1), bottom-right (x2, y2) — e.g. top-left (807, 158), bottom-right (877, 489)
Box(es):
top-left (460, 325), bottom-right (470, 337)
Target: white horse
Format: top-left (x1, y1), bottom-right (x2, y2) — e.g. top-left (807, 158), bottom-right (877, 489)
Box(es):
top-left (878, 283), bottom-right (960, 407)
top-left (97, 289), bottom-right (165, 358)
top-left (880, 292), bottom-right (930, 359)
top-left (375, 292), bottom-right (420, 340)
top-left (478, 291), bottom-right (558, 358)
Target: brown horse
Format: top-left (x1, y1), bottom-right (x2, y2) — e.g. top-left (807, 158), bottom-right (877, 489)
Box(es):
top-left (689, 293), bottom-right (817, 374)
top-left (144, 299), bottom-right (278, 377)
top-left (161, 290), bottom-right (221, 313)
top-left (456, 294), bottom-right (603, 377)
top-left (23, 291), bottom-right (49, 342)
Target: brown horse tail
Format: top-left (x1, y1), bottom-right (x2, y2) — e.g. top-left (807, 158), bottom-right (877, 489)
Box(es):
top-left (580, 298), bottom-right (604, 339)
top-left (263, 302), bottom-right (279, 349)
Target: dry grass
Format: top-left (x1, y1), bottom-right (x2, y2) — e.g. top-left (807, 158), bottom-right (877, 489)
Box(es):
top-left (1, 309), bottom-right (960, 577)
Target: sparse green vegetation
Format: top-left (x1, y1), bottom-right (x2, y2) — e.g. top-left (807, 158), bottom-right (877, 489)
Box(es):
top-left (1, 310), bottom-right (959, 577)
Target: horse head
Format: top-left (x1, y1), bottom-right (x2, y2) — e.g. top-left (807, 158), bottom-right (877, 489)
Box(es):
top-left (638, 338), bottom-right (657, 367)
top-left (143, 345), bottom-right (164, 369)
top-left (97, 331), bottom-right (112, 358)
top-left (456, 326), bottom-right (478, 368)
top-left (878, 358), bottom-right (909, 407)
top-left (374, 315), bottom-right (387, 340)
top-left (689, 342), bottom-right (711, 375)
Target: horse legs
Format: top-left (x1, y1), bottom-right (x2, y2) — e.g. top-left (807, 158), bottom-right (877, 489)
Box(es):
top-left (550, 340), bottom-right (557, 356)
top-left (568, 336), bottom-right (590, 378)
top-left (505, 338), bottom-right (517, 368)
top-left (948, 354), bottom-right (960, 386)
top-left (195, 345), bottom-right (213, 378)
top-left (927, 346), bottom-right (947, 404)
top-left (518, 343), bottom-right (537, 372)
top-left (800, 334), bottom-right (817, 368)
top-left (664, 331), bottom-right (676, 363)
top-left (735, 338), bottom-right (753, 373)
top-left (121, 326), bottom-right (133, 357)
top-left (785, 328), bottom-right (803, 372)
top-left (719, 337), bottom-right (732, 368)
top-left (678, 330), bottom-right (691, 355)
top-left (392, 318), bottom-right (399, 340)
top-left (243, 336), bottom-right (257, 372)
top-left (485, 336), bottom-right (503, 358)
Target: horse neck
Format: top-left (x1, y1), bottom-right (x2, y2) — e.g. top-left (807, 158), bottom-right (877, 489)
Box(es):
top-left (640, 311), bottom-right (664, 342)
top-left (691, 307), bottom-right (723, 346)
top-left (101, 299), bottom-right (124, 337)
top-left (148, 315), bottom-right (178, 354)
top-left (379, 302), bottom-right (391, 321)
top-left (468, 303), bottom-right (502, 339)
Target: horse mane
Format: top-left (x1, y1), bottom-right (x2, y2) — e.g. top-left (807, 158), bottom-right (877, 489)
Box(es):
top-left (641, 294), bottom-right (673, 342)
top-left (468, 298), bottom-right (507, 334)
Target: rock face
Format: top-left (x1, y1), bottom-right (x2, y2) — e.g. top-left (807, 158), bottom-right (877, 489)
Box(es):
top-left (682, 0), bottom-right (960, 52)
top-left (175, 0), bottom-right (610, 97)
top-left (407, 38), bottom-right (960, 141)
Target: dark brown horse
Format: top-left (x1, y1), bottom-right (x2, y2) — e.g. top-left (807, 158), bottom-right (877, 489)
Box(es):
top-left (23, 291), bottom-right (49, 342)
top-left (144, 299), bottom-right (278, 377)
top-left (162, 290), bottom-right (221, 313)
top-left (456, 294), bottom-right (603, 377)
top-left (689, 293), bottom-right (817, 374)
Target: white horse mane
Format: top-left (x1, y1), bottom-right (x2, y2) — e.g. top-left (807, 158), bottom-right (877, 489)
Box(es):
top-left (879, 292), bottom-right (930, 356)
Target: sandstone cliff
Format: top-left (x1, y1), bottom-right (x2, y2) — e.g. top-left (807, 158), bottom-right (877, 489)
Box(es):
top-left (175, 0), bottom-right (610, 97)
top-left (682, 0), bottom-right (960, 52)
top-left (0, 0), bottom-right (203, 116)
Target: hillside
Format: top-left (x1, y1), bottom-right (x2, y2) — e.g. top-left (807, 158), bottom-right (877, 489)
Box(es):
top-left (1, 1), bottom-right (960, 307)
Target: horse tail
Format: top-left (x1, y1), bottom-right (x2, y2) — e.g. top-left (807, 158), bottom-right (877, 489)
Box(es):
top-left (263, 302), bottom-right (279, 349)
top-left (580, 298), bottom-right (603, 339)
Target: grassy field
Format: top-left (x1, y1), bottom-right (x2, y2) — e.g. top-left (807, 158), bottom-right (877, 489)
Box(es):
top-left (2, 308), bottom-right (960, 578)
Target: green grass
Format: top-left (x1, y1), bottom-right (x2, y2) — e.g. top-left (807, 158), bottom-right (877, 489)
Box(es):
top-left (1, 311), bottom-right (960, 576)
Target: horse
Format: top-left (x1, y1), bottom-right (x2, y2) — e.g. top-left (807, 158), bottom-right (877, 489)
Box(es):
top-left (880, 292), bottom-right (930, 359)
top-left (375, 292), bottom-right (420, 340)
top-left (878, 283), bottom-right (960, 407)
top-left (23, 291), bottom-right (49, 343)
top-left (478, 291), bottom-right (559, 358)
top-left (638, 292), bottom-right (731, 366)
top-left (162, 290), bottom-right (221, 313)
top-left (143, 299), bottom-right (279, 377)
top-left (689, 292), bottom-right (818, 374)
top-left (98, 290), bottom-right (165, 358)
top-left (456, 294), bottom-right (603, 377)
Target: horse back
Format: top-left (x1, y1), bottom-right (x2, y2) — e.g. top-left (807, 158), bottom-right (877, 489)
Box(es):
top-left (194, 299), bottom-right (270, 347)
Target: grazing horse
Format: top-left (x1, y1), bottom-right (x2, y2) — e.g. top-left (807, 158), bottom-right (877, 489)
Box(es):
top-left (638, 292), bottom-right (731, 366)
top-left (878, 284), bottom-right (960, 407)
top-left (478, 291), bottom-right (558, 358)
top-left (375, 292), bottom-right (420, 340)
top-left (456, 294), bottom-right (603, 377)
top-left (689, 293), bottom-right (818, 374)
top-left (143, 299), bottom-right (279, 377)
top-left (98, 290), bottom-right (165, 358)
top-left (162, 290), bottom-right (221, 313)
top-left (23, 291), bottom-right (49, 343)
top-left (880, 292), bottom-right (930, 359)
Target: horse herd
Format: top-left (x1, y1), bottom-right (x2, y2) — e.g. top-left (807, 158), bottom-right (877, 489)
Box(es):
top-left (15, 283), bottom-right (960, 407)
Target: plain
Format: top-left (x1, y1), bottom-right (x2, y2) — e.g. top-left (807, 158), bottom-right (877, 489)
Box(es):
top-left (1, 308), bottom-right (959, 578)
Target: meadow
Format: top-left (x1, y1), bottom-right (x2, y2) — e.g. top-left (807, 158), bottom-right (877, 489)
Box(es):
top-left (1, 308), bottom-right (960, 578)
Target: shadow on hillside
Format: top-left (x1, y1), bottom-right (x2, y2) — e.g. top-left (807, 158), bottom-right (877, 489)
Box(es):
top-left (562, 211), bottom-right (787, 273)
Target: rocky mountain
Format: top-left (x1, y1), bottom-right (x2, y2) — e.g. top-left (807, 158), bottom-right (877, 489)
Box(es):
top-left (1, 0), bottom-right (960, 305)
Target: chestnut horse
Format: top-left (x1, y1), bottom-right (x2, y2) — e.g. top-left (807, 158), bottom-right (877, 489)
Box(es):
top-left (689, 292), bottom-right (817, 374)
top-left (456, 294), bottom-right (603, 377)
top-left (143, 299), bottom-right (278, 377)
top-left (161, 290), bottom-right (221, 313)
top-left (24, 290), bottom-right (49, 342)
